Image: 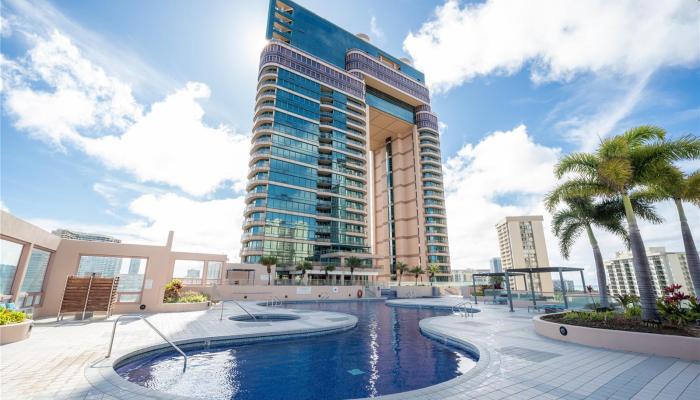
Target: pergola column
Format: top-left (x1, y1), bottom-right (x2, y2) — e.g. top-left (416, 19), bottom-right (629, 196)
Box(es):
top-left (559, 268), bottom-right (569, 309)
top-left (472, 275), bottom-right (477, 304)
top-left (529, 271), bottom-right (537, 309)
top-left (504, 270), bottom-right (514, 312)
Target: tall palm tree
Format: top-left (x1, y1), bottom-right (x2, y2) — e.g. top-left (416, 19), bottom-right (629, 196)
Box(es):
top-left (547, 126), bottom-right (700, 320)
top-left (427, 264), bottom-right (440, 286)
top-left (410, 266), bottom-right (424, 285)
top-left (260, 256), bottom-right (277, 286)
top-left (640, 167), bottom-right (700, 295)
top-left (295, 261), bottom-right (313, 285)
top-left (345, 256), bottom-right (362, 285)
top-left (546, 196), bottom-right (661, 308)
top-left (323, 265), bottom-right (335, 285)
top-left (395, 262), bottom-right (408, 286)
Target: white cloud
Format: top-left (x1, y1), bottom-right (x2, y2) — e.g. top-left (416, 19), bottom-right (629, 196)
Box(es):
top-left (404, 0), bottom-right (699, 91)
top-left (3, 31), bottom-right (250, 196)
top-left (443, 124), bottom-right (700, 288)
top-left (30, 193), bottom-right (246, 260)
top-left (444, 125), bottom-right (560, 268)
top-left (370, 15), bottom-right (385, 41)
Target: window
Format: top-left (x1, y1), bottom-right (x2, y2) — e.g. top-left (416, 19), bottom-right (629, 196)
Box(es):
top-left (173, 260), bottom-right (205, 284)
top-left (0, 239), bottom-right (23, 296)
top-left (77, 256), bottom-right (147, 303)
top-left (19, 248), bottom-right (51, 306)
top-left (207, 261), bottom-right (223, 284)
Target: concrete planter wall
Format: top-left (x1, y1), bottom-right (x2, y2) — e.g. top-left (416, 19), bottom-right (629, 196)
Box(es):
top-left (0, 320), bottom-right (33, 345)
top-left (533, 314), bottom-right (700, 361)
top-left (153, 301), bottom-right (211, 313)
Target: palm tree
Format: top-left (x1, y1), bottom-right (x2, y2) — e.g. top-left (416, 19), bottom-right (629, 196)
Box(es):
top-left (323, 265), bottom-right (335, 285)
top-left (344, 256), bottom-right (362, 285)
top-left (410, 266), bottom-right (424, 285)
top-left (640, 167), bottom-right (700, 294)
top-left (260, 256), bottom-right (277, 286)
top-left (427, 264), bottom-right (440, 286)
top-left (395, 262), bottom-right (408, 286)
top-left (295, 261), bottom-right (313, 285)
top-left (546, 196), bottom-right (661, 309)
top-left (547, 126), bottom-right (700, 320)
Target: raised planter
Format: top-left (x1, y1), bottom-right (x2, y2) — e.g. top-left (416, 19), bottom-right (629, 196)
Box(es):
top-left (533, 314), bottom-right (700, 361)
top-left (0, 320), bottom-right (33, 345)
top-left (155, 301), bottom-right (210, 313)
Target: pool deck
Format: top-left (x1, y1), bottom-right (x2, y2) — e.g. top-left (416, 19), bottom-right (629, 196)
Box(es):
top-left (386, 297), bottom-right (699, 400)
top-left (1, 297), bottom-right (698, 400)
top-left (0, 302), bottom-right (356, 400)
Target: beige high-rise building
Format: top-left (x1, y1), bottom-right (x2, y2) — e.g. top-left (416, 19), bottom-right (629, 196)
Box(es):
top-left (240, 0), bottom-right (451, 282)
top-left (495, 216), bottom-right (554, 294)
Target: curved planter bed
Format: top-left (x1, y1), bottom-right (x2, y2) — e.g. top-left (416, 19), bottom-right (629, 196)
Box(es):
top-left (157, 301), bottom-right (210, 313)
top-left (533, 314), bottom-right (700, 361)
top-left (0, 320), bottom-right (33, 345)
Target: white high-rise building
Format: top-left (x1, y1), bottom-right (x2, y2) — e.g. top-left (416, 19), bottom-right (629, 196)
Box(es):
top-left (604, 247), bottom-right (695, 297)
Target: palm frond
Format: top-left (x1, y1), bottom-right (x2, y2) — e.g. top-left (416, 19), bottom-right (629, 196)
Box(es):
top-left (545, 179), bottom-right (614, 209)
top-left (554, 153), bottom-right (599, 179)
top-left (684, 170), bottom-right (700, 205)
top-left (558, 220), bottom-right (584, 260)
top-left (622, 125), bottom-right (666, 148)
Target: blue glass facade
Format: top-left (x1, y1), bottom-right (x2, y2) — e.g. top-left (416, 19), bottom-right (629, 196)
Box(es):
top-left (242, 1), bottom-right (451, 280)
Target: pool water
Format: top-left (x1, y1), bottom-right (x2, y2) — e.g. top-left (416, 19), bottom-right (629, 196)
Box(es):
top-left (116, 301), bottom-right (477, 400)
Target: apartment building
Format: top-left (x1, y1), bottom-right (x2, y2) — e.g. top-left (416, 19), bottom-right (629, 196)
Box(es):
top-left (241, 0), bottom-right (451, 281)
top-left (605, 247), bottom-right (695, 297)
top-left (495, 216), bottom-right (554, 294)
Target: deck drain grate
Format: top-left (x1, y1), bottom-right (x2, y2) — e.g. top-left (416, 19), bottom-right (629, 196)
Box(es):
top-left (497, 346), bottom-right (561, 362)
top-left (347, 369), bottom-right (364, 376)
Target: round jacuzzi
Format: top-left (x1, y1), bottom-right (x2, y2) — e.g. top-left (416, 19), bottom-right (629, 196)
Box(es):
top-left (228, 314), bottom-right (300, 322)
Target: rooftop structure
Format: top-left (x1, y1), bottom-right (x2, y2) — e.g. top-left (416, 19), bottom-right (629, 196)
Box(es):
top-left (52, 229), bottom-right (121, 243)
top-left (241, 0), bottom-right (451, 281)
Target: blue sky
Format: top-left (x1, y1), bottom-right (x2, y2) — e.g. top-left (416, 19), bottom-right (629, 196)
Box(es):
top-left (1, 0), bottom-right (698, 281)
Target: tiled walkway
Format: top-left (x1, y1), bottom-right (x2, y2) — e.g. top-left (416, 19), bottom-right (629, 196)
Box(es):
top-left (1, 298), bottom-right (698, 399)
top-left (0, 302), bottom-right (356, 399)
top-left (387, 298), bottom-right (700, 400)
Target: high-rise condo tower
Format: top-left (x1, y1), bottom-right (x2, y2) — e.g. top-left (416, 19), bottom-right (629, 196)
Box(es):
top-left (241, 0), bottom-right (451, 283)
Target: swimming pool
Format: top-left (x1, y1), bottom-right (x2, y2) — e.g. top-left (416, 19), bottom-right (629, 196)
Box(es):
top-left (115, 301), bottom-right (477, 399)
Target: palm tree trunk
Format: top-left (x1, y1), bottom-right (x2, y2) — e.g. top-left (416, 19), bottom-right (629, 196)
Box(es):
top-left (675, 199), bottom-right (700, 295)
top-left (585, 224), bottom-right (609, 308)
top-left (623, 194), bottom-right (659, 321)
top-left (398, 273), bottom-right (402, 286)
top-left (267, 266), bottom-right (271, 286)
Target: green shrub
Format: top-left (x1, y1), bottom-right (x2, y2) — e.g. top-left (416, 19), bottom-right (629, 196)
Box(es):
top-left (624, 304), bottom-right (642, 319)
top-left (562, 310), bottom-right (615, 322)
top-left (0, 308), bottom-right (26, 325)
top-left (176, 291), bottom-right (209, 303)
top-left (163, 279), bottom-right (184, 302)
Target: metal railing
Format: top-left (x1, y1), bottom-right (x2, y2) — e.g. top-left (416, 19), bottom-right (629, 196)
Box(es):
top-left (266, 296), bottom-right (283, 307)
top-left (106, 314), bottom-right (188, 372)
top-left (451, 301), bottom-right (474, 318)
top-left (219, 300), bottom-right (256, 321)
top-left (317, 292), bottom-right (330, 304)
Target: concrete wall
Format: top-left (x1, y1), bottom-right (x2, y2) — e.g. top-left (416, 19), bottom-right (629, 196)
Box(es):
top-left (189, 284), bottom-right (372, 301)
top-left (1, 210), bottom-right (229, 318)
top-left (533, 314), bottom-right (700, 361)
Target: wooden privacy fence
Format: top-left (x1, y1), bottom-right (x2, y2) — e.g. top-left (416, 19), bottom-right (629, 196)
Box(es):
top-left (57, 274), bottom-right (119, 320)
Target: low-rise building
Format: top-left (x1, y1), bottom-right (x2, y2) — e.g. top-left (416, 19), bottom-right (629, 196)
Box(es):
top-left (553, 279), bottom-right (575, 293)
top-left (604, 247), bottom-right (695, 297)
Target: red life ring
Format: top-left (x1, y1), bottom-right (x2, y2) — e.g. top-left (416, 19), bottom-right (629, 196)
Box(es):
top-left (357, 289), bottom-right (363, 298)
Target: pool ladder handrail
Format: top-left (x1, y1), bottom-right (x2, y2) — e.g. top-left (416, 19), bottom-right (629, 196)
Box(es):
top-left (266, 296), bottom-right (283, 307)
top-left (106, 314), bottom-right (188, 372)
top-left (317, 292), bottom-right (330, 304)
top-left (451, 301), bottom-right (474, 318)
top-left (219, 299), bottom-right (257, 321)
top-left (407, 289), bottom-right (416, 299)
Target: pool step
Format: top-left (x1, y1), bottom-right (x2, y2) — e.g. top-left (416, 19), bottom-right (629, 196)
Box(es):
top-left (380, 289), bottom-right (397, 299)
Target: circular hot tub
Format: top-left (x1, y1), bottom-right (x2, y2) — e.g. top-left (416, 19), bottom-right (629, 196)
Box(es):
top-left (229, 314), bottom-right (300, 322)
